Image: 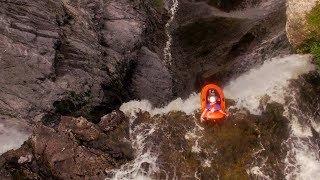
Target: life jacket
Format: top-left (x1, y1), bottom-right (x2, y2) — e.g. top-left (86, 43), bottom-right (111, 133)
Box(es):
top-left (206, 102), bottom-right (221, 112)
top-left (201, 84), bottom-right (226, 120)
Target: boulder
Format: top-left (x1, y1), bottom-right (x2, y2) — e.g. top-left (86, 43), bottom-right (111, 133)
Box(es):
top-left (286, 0), bottom-right (319, 47)
top-left (0, 115), bottom-right (133, 179)
top-left (58, 116), bottom-right (101, 141)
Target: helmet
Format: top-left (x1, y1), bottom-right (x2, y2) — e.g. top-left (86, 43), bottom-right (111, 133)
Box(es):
top-left (209, 89), bottom-right (215, 94)
top-left (208, 96), bottom-right (217, 103)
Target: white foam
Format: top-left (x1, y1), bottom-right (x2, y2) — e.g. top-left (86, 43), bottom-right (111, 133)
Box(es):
top-left (249, 166), bottom-right (271, 180)
top-left (0, 120), bottom-right (31, 155)
top-left (108, 124), bottom-right (158, 180)
top-left (224, 54), bottom-right (315, 115)
top-left (118, 54), bottom-right (317, 179)
top-left (285, 137), bottom-right (320, 180)
top-left (295, 147), bottom-right (320, 180)
top-left (202, 159), bottom-right (211, 168)
top-left (283, 91), bottom-right (320, 180)
top-left (185, 117), bottom-right (204, 153)
top-left (164, 0), bottom-right (179, 65)
top-left (120, 93), bottom-right (200, 117)
top-left (290, 115), bottom-right (312, 138)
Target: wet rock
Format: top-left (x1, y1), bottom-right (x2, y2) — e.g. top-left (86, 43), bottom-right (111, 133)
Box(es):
top-left (58, 116), bottom-right (101, 142)
top-left (127, 103), bottom-right (289, 179)
top-left (99, 110), bottom-right (127, 133)
top-left (131, 47), bottom-right (173, 106)
top-left (0, 116), bottom-right (133, 179)
top-left (293, 71), bottom-right (320, 124)
top-left (96, 111), bottom-right (133, 162)
top-left (286, 0), bottom-right (319, 47)
top-left (171, 0), bottom-right (291, 97)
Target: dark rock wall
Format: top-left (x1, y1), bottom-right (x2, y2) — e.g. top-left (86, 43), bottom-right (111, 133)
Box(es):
top-left (170, 0), bottom-right (292, 98)
top-left (0, 0), bottom-right (171, 122)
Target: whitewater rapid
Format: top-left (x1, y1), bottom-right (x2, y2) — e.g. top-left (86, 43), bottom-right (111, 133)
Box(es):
top-left (114, 54), bottom-right (319, 179)
top-left (121, 54), bottom-right (314, 117)
top-left (0, 119), bottom-right (30, 155)
top-left (224, 54), bottom-right (315, 115)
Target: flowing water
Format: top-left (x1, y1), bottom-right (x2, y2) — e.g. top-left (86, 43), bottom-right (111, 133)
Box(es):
top-left (108, 54), bottom-right (319, 179)
top-left (164, 0), bottom-right (179, 65)
top-left (106, 0), bottom-right (320, 178)
top-left (0, 119), bottom-right (30, 155)
top-left (1, 0), bottom-right (319, 179)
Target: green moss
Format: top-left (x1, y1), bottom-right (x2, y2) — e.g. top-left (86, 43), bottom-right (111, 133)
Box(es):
top-left (310, 41), bottom-right (320, 68)
top-left (153, 0), bottom-right (163, 8)
top-left (300, 39), bottom-right (320, 70)
top-left (307, 3), bottom-right (320, 36)
top-left (301, 3), bottom-right (320, 70)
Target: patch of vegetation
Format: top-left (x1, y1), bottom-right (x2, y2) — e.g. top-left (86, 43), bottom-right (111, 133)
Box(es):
top-left (310, 41), bottom-right (320, 68)
top-left (308, 3), bottom-right (320, 36)
top-left (153, 0), bottom-right (164, 8)
top-left (299, 3), bottom-right (320, 70)
top-left (307, 3), bottom-right (320, 69)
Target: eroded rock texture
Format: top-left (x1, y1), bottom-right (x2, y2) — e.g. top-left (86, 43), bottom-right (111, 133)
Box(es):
top-left (0, 0), bottom-right (171, 124)
top-left (0, 112), bottom-right (132, 179)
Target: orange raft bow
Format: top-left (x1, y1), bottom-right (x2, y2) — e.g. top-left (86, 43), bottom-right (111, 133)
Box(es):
top-left (200, 84), bottom-right (226, 120)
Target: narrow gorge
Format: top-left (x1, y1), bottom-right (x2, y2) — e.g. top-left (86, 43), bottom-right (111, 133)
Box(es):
top-left (0, 0), bottom-right (319, 179)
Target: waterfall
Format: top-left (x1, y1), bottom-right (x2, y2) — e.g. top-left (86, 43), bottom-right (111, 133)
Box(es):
top-left (164, 0), bottom-right (179, 65)
top-left (115, 54), bottom-right (317, 179)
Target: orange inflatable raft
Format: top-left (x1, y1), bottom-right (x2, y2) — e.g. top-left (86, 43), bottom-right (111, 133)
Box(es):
top-left (201, 84), bottom-right (226, 120)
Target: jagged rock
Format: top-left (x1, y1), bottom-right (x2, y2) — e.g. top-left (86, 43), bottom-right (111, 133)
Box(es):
top-left (0, 116), bottom-right (133, 179)
top-left (97, 110), bottom-right (132, 162)
top-left (99, 110), bottom-right (127, 133)
top-left (0, 0), bottom-right (170, 124)
top-left (132, 47), bottom-right (173, 106)
top-left (58, 116), bottom-right (101, 141)
top-left (286, 0), bottom-right (319, 47)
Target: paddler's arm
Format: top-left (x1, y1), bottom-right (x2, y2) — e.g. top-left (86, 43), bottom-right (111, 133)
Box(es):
top-left (219, 110), bottom-right (229, 117)
top-left (201, 109), bottom-right (208, 122)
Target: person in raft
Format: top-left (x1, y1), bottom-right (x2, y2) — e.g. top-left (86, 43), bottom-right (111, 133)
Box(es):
top-left (201, 89), bottom-right (228, 122)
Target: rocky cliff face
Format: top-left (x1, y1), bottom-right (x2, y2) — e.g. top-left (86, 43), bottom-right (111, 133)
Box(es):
top-left (0, 112), bottom-right (132, 179)
top-left (0, 0), bottom-right (171, 124)
top-left (286, 0), bottom-right (319, 47)
top-left (1, 0), bottom-right (319, 179)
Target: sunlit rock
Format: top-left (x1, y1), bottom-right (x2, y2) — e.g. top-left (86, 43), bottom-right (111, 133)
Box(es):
top-left (286, 0), bottom-right (319, 47)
